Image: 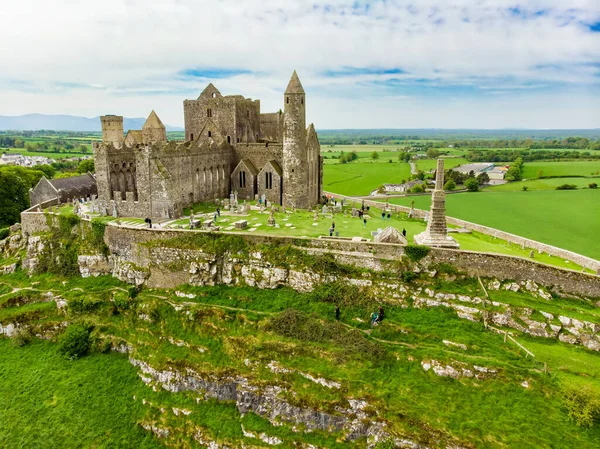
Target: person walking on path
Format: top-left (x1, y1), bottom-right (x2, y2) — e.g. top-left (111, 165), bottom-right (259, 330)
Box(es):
top-left (216, 207), bottom-right (221, 217)
top-left (329, 226), bottom-right (334, 237)
top-left (335, 305), bottom-right (340, 321)
top-left (370, 311), bottom-right (379, 326)
top-left (402, 228), bottom-right (407, 237)
top-left (377, 306), bottom-right (385, 323)
top-left (363, 217), bottom-right (367, 228)
top-left (381, 211), bottom-right (385, 220)
top-left (387, 212), bottom-right (391, 220)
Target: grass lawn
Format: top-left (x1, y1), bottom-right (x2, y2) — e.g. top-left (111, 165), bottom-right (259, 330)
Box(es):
top-left (486, 177), bottom-right (599, 192)
top-left (522, 161), bottom-right (600, 178)
top-left (389, 190), bottom-right (600, 260)
top-left (174, 203), bottom-right (588, 271)
top-left (323, 161), bottom-right (411, 196)
top-left (0, 340), bottom-right (161, 448)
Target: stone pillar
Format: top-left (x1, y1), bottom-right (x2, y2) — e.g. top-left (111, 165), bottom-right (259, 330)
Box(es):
top-left (414, 159), bottom-right (459, 249)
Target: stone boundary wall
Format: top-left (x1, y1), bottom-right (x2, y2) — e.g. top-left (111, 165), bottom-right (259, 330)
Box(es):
top-left (20, 199), bottom-right (59, 236)
top-left (325, 191), bottom-right (600, 272)
top-left (103, 224), bottom-right (600, 297)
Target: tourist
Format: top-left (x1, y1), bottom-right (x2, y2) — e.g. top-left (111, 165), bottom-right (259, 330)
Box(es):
top-left (370, 311), bottom-right (379, 326)
top-left (377, 306), bottom-right (385, 323)
top-left (331, 220), bottom-right (335, 230)
top-left (329, 226), bottom-right (334, 237)
top-left (216, 207), bottom-right (221, 217)
top-left (381, 211), bottom-right (385, 220)
top-left (335, 305), bottom-right (340, 321)
top-left (402, 228), bottom-right (407, 237)
top-left (213, 212), bottom-right (218, 222)
top-left (363, 217), bottom-right (367, 228)
top-left (387, 212), bottom-right (391, 220)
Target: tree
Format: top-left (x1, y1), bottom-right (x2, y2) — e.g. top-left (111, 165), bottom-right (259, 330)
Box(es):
top-left (0, 170), bottom-right (29, 227)
top-left (371, 151), bottom-right (379, 160)
top-left (410, 184), bottom-right (424, 193)
top-left (465, 178), bottom-right (479, 192)
top-left (477, 172), bottom-right (490, 185)
top-left (37, 164), bottom-right (56, 179)
top-left (77, 159), bottom-right (95, 174)
top-left (444, 180), bottom-right (456, 191)
top-left (426, 148), bottom-right (440, 159)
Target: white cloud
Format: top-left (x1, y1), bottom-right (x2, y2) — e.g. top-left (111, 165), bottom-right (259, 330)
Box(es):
top-left (0, 1), bottom-right (599, 128)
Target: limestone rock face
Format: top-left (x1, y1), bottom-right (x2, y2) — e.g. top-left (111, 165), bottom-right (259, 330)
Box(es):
top-left (78, 255), bottom-right (112, 278)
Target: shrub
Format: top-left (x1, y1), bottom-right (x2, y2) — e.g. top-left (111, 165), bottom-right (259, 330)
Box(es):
top-left (589, 183), bottom-right (598, 189)
top-left (464, 178), bottom-right (479, 192)
top-left (404, 244), bottom-right (430, 262)
top-left (401, 271), bottom-right (418, 283)
top-left (371, 151), bottom-right (379, 160)
top-left (68, 296), bottom-right (104, 314)
top-left (556, 184), bottom-right (577, 190)
top-left (266, 309), bottom-right (386, 363)
top-left (310, 282), bottom-right (362, 306)
top-left (562, 384), bottom-right (600, 427)
top-left (444, 180), bottom-right (456, 191)
top-left (11, 327), bottom-right (32, 347)
top-left (522, 186), bottom-right (529, 191)
top-left (410, 184), bottom-right (424, 194)
top-left (57, 324), bottom-right (91, 359)
top-left (0, 227), bottom-right (9, 241)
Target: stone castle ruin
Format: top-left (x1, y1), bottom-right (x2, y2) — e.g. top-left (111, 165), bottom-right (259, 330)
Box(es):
top-left (93, 71), bottom-right (322, 218)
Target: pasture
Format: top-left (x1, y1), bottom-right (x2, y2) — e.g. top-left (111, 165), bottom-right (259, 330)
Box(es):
top-left (323, 161), bottom-right (412, 196)
top-left (414, 157), bottom-right (469, 172)
top-left (389, 190), bottom-right (600, 260)
top-left (1, 148), bottom-right (89, 159)
top-left (522, 161), bottom-right (600, 178)
top-left (487, 177), bottom-right (598, 192)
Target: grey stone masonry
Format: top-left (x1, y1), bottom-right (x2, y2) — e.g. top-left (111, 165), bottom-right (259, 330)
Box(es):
top-left (414, 159), bottom-right (460, 249)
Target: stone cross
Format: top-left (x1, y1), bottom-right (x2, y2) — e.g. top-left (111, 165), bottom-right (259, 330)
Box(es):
top-left (414, 159), bottom-right (459, 248)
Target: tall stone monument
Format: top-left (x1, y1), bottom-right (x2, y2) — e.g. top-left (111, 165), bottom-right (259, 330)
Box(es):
top-left (414, 159), bottom-right (460, 249)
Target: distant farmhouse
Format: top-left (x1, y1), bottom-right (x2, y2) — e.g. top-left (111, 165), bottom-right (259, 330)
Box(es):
top-left (0, 153), bottom-right (53, 167)
top-left (93, 71), bottom-right (323, 219)
top-left (453, 162), bottom-right (507, 185)
top-left (370, 180), bottom-right (424, 196)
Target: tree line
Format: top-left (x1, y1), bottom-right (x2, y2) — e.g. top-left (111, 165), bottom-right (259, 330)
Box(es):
top-left (465, 149), bottom-right (600, 163)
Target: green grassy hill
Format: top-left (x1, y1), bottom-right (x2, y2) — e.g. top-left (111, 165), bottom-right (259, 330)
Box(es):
top-left (0, 269), bottom-right (599, 448)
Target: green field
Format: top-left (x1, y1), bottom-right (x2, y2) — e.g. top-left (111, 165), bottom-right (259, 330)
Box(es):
top-left (1, 147), bottom-right (89, 159)
top-left (389, 190), bottom-right (600, 260)
top-left (523, 161), bottom-right (600, 178)
top-left (487, 177), bottom-right (599, 192)
top-left (0, 339), bottom-right (161, 448)
top-left (414, 157), bottom-right (469, 172)
top-left (323, 161), bottom-right (412, 196)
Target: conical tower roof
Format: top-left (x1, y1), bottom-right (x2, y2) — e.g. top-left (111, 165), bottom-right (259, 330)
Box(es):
top-left (285, 70), bottom-right (305, 94)
top-left (142, 110), bottom-right (165, 129)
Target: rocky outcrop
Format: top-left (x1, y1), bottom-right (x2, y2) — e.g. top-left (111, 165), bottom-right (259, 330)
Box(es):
top-left (78, 254), bottom-right (112, 278)
top-left (129, 357), bottom-right (391, 444)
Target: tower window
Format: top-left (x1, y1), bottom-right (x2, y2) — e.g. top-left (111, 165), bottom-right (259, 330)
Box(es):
top-left (190, 133), bottom-right (194, 141)
top-left (208, 131), bottom-right (212, 137)
top-left (286, 97), bottom-right (289, 104)
top-left (265, 172), bottom-right (273, 190)
top-left (236, 137), bottom-right (240, 143)
top-left (207, 108), bottom-right (212, 117)
top-left (247, 110), bottom-right (249, 118)
top-left (239, 170), bottom-right (246, 188)
top-left (227, 136), bottom-right (231, 144)
top-left (301, 98), bottom-right (304, 105)
top-left (212, 93), bottom-right (216, 98)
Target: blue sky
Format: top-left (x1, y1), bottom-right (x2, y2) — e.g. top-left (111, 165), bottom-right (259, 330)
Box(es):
top-left (0, 0), bottom-right (599, 128)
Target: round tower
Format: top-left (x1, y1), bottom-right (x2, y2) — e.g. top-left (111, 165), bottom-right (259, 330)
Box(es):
top-left (282, 71), bottom-right (307, 208)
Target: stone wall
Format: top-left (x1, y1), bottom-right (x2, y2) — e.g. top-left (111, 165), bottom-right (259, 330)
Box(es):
top-left (101, 225), bottom-right (600, 297)
top-left (21, 199), bottom-right (59, 236)
top-left (326, 192), bottom-right (600, 272)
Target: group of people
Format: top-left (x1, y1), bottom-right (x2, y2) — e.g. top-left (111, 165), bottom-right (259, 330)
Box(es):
top-left (381, 211), bottom-right (392, 220)
top-left (334, 305), bottom-right (385, 327)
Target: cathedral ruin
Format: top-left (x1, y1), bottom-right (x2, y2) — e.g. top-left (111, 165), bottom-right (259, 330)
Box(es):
top-left (93, 71), bottom-right (322, 218)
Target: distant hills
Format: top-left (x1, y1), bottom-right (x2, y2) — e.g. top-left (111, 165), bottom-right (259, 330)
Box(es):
top-left (0, 114), bottom-right (184, 132)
